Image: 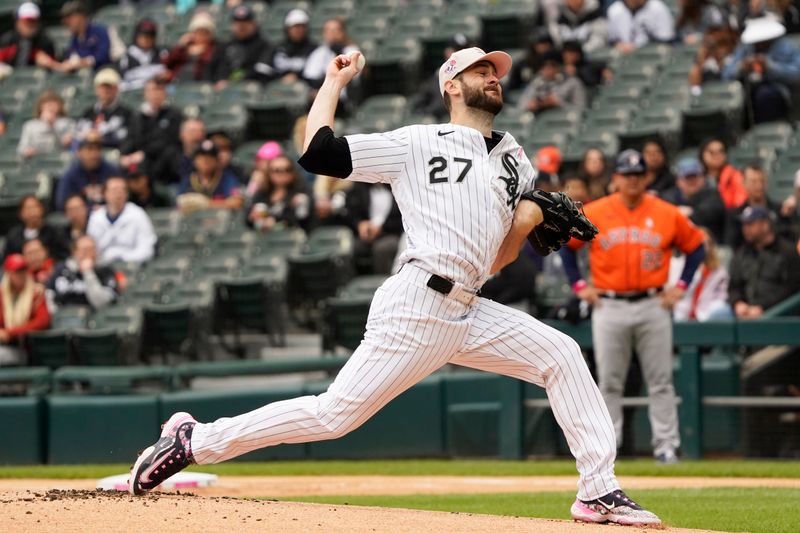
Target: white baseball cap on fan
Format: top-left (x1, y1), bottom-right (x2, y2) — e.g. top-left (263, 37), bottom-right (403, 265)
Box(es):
top-left (438, 47), bottom-right (512, 95)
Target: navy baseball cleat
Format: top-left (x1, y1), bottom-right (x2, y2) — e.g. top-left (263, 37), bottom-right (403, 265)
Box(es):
top-left (128, 412), bottom-right (197, 495)
top-left (570, 489), bottom-right (661, 526)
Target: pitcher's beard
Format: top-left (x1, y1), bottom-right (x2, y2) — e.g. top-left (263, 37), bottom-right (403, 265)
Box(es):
top-left (463, 84), bottom-right (503, 115)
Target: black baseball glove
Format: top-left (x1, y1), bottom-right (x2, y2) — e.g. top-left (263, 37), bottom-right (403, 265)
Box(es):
top-left (520, 189), bottom-right (599, 256)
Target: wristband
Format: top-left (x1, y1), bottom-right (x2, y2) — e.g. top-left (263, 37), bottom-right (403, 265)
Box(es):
top-left (572, 279), bottom-right (588, 294)
top-left (675, 280), bottom-right (688, 290)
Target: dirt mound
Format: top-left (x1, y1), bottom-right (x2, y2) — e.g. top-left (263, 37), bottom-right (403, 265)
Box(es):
top-left (0, 489), bottom-right (717, 533)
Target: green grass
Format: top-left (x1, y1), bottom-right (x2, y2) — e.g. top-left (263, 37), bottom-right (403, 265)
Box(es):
top-left (291, 488), bottom-right (800, 533)
top-left (1, 459), bottom-right (800, 479)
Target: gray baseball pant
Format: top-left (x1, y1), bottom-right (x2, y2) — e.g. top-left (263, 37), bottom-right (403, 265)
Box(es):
top-left (591, 296), bottom-right (680, 457)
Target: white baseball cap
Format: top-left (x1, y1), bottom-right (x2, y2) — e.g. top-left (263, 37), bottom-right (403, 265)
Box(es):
top-left (741, 15), bottom-right (786, 44)
top-left (284, 8), bottom-right (310, 27)
top-left (438, 47), bottom-right (512, 95)
top-left (17, 2), bottom-right (41, 20)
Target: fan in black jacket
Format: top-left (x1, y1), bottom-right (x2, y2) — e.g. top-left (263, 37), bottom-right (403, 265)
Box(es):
top-left (345, 183), bottom-right (403, 275)
top-left (212, 6), bottom-right (275, 84)
top-left (0, 3), bottom-right (56, 68)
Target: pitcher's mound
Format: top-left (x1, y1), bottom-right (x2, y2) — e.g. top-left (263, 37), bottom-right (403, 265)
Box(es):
top-left (0, 490), bottom-right (714, 533)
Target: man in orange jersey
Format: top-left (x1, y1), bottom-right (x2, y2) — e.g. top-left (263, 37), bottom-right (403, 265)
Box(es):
top-left (560, 149), bottom-right (706, 465)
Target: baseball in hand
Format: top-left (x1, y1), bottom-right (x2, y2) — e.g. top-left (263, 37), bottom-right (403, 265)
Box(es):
top-left (351, 52), bottom-right (366, 72)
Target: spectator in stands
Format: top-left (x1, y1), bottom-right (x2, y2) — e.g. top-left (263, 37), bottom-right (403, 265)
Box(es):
top-left (17, 90), bottom-right (75, 159)
top-left (177, 139), bottom-right (243, 211)
top-left (676, 0), bottom-right (727, 44)
top-left (158, 117), bottom-right (206, 186)
top-left (117, 19), bottom-right (167, 91)
top-left (663, 157), bottom-right (727, 242)
top-left (579, 147), bottom-right (610, 200)
top-left (313, 174), bottom-right (351, 226)
top-left (507, 30), bottom-right (555, 92)
top-left (271, 9), bottom-right (316, 82)
top-left (246, 140), bottom-right (282, 197)
top-left (87, 176), bottom-right (157, 264)
top-left (213, 5), bottom-right (274, 87)
top-left (4, 195), bottom-right (69, 261)
top-left (0, 254), bottom-right (50, 365)
top-left (739, 0), bottom-right (800, 33)
top-left (699, 137), bottom-right (747, 209)
top-left (673, 228), bottom-right (732, 321)
top-left (607, 0), bottom-right (675, 53)
top-left (209, 131), bottom-right (244, 183)
top-left (55, 132), bottom-right (119, 211)
top-left (729, 205), bottom-right (800, 318)
top-left (120, 77), bottom-right (182, 176)
top-left (722, 16), bottom-right (800, 124)
top-left (247, 155), bottom-right (312, 232)
top-left (58, 0), bottom-right (111, 71)
top-left (562, 40), bottom-right (603, 89)
top-left (47, 235), bottom-right (118, 311)
top-left (61, 194), bottom-right (89, 243)
top-left (163, 11), bottom-right (219, 82)
top-left (125, 162), bottom-right (172, 209)
top-left (688, 24), bottom-right (738, 95)
top-left (725, 163), bottom-right (792, 248)
top-left (642, 138), bottom-right (675, 195)
top-left (0, 2), bottom-right (56, 70)
top-left (541, 0), bottom-right (608, 53)
top-left (563, 175), bottom-right (591, 203)
top-left (518, 50), bottom-right (587, 115)
top-left (75, 68), bottom-right (133, 150)
top-left (535, 146), bottom-right (563, 189)
top-left (410, 34), bottom-right (471, 120)
top-left (23, 238), bottom-right (55, 284)
top-left (345, 183), bottom-right (403, 275)
top-left (303, 17), bottom-right (358, 107)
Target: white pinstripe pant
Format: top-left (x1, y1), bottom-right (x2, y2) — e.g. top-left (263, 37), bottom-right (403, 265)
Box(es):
top-left (191, 264), bottom-right (620, 500)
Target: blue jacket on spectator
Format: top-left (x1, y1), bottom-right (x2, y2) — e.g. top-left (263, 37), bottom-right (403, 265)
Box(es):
top-left (66, 22), bottom-right (111, 69)
top-left (55, 159), bottom-right (119, 211)
top-left (722, 37), bottom-right (800, 86)
top-left (178, 168), bottom-right (242, 199)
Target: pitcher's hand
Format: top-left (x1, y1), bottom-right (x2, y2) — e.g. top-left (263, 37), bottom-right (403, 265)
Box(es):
top-left (325, 52), bottom-right (364, 87)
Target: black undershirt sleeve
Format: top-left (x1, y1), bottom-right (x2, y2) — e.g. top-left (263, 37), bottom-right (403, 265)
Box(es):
top-left (297, 126), bottom-right (353, 179)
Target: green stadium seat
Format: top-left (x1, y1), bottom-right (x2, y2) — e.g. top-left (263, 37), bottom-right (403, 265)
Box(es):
top-left (27, 329), bottom-right (72, 368)
top-left (88, 304), bottom-right (143, 335)
top-left (119, 279), bottom-right (164, 306)
top-left (251, 227), bottom-right (307, 257)
top-left (421, 14), bottom-right (481, 72)
top-left (141, 302), bottom-right (197, 362)
top-left (493, 111), bottom-right (533, 141)
top-left (53, 365), bottom-right (173, 394)
top-left (214, 276), bottom-right (281, 352)
top-left (0, 367), bottom-right (51, 396)
top-left (288, 252), bottom-right (355, 323)
top-left (364, 37), bottom-right (423, 95)
top-left (739, 121), bottom-right (794, 152)
top-left (392, 16), bottom-right (436, 40)
top-left (307, 225), bottom-right (355, 256)
top-left (248, 80), bottom-right (310, 140)
top-left (72, 328), bottom-right (124, 366)
top-left (340, 274), bottom-right (387, 298)
top-left (50, 305), bottom-right (91, 329)
top-left (214, 81), bottom-right (266, 106)
top-left (321, 296), bottom-right (372, 351)
top-left (202, 104), bottom-right (248, 143)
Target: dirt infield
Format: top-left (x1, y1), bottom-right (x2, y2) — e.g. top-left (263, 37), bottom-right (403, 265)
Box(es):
top-left (0, 489), bottom-right (716, 533)
top-left (2, 475), bottom-right (798, 497)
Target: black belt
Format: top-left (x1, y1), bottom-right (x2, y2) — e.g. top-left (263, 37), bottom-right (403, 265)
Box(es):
top-left (426, 274), bottom-right (482, 298)
top-left (599, 288), bottom-right (663, 302)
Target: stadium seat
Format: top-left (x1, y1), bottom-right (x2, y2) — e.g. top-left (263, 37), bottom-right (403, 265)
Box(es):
top-left (248, 80), bottom-right (310, 140)
top-left (340, 274), bottom-right (388, 298)
top-left (215, 276), bottom-right (283, 352)
top-left (307, 225), bottom-right (355, 256)
top-left (251, 227), bottom-right (306, 257)
top-left (288, 252), bottom-right (355, 324)
top-left (202, 103), bottom-right (248, 143)
top-left (0, 367), bottom-right (51, 396)
top-left (738, 122), bottom-right (794, 152)
top-left (88, 304), bottom-right (143, 334)
top-left (27, 329), bottom-right (72, 368)
top-left (141, 302), bottom-right (197, 362)
top-left (321, 296), bottom-right (372, 351)
top-left (72, 328), bottom-right (124, 366)
top-left (364, 37), bottom-right (423, 95)
top-left (53, 365), bottom-right (173, 394)
top-left (50, 305), bottom-right (91, 330)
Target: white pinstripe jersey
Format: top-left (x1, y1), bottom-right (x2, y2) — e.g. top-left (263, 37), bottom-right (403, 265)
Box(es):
top-left (345, 123), bottom-right (537, 289)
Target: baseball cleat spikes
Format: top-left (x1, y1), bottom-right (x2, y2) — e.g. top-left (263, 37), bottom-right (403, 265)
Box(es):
top-left (128, 412), bottom-right (198, 496)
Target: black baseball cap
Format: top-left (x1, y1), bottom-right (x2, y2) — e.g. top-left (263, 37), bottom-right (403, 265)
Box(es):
top-left (232, 5), bottom-right (255, 21)
top-left (739, 205), bottom-right (774, 224)
top-left (194, 139), bottom-right (218, 158)
top-left (125, 161), bottom-right (149, 178)
top-left (135, 19), bottom-right (158, 36)
top-left (541, 49), bottom-right (563, 65)
top-left (615, 149), bottom-right (646, 175)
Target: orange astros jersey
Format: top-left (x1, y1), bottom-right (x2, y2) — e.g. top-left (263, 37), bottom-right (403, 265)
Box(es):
top-left (568, 193), bottom-right (705, 292)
